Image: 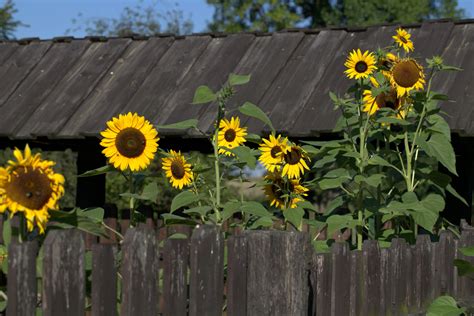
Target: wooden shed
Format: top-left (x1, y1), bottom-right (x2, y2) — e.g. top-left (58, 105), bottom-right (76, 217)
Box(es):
top-left (0, 19), bottom-right (472, 222)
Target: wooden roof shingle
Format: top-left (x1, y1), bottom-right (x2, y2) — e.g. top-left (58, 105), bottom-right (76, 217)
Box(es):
top-left (0, 19), bottom-right (473, 139)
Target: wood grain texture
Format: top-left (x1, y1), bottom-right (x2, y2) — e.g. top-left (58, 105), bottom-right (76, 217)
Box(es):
top-left (227, 235), bottom-right (248, 316)
top-left (162, 238), bottom-right (189, 316)
top-left (189, 225), bottom-right (224, 316)
top-left (43, 229), bottom-right (85, 316)
top-left (121, 226), bottom-right (159, 315)
top-left (92, 244), bottom-right (117, 316)
top-left (7, 241), bottom-right (37, 316)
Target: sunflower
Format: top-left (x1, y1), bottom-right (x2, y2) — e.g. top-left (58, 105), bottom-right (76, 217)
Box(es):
top-left (392, 28), bottom-right (414, 53)
top-left (0, 145), bottom-right (65, 233)
top-left (217, 117), bottom-right (247, 156)
top-left (378, 52), bottom-right (398, 79)
top-left (390, 58), bottom-right (425, 97)
top-left (281, 146), bottom-right (310, 179)
top-left (162, 150), bottom-right (193, 189)
top-left (362, 77), bottom-right (405, 118)
top-left (264, 172), bottom-right (308, 209)
top-left (259, 134), bottom-right (288, 172)
top-left (344, 49), bottom-right (377, 80)
top-left (100, 112), bottom-right (159, 172)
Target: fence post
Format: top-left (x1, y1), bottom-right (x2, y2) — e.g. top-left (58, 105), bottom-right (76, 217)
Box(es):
top-left (121, 225), bottom-right (159, 315)
top-left (92, 243), bottom-right (117, 316)
top-left (7, 240), bottom-right (37, 316)
top-left (43, 229), bottom-right (85, 316)
top-left (227, 234), bottom-right (247, 316)
top-left (389, 238), bottom-right (408, 315)
top-left (331, 242), bottom-right (350, 316)
top-left (246, 230), bottom-right (310, 316)
top-left (349, 250), bottom-right (362, 316)
top-left (189, 225), bottom-right (224, 316)
top-left (437, 231), bottom-right (455, 296)
top-left (362, 240), bottom-right (381, 316)
top-left (162, 238), bottom-right (189, 316)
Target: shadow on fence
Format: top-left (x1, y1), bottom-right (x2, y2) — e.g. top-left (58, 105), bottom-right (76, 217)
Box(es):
top-left (5, 224), bottom-right (474, 315)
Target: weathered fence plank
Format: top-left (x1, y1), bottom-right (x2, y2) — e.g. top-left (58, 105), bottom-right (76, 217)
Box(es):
top-left (121, 225), bottom-right (159, 315)
top-left (349, 250), bottom-right (362, 316)
top-left (389, 239), bottom-right (409, 316)
top-left (379, 247), bottom-right (391, 315)
top-left (227, 235), bottom-right (248, 316)
top-left (189, 225), bottom-right (224, 316)
top-left (43, 229), bottom-right (85, 316)
top-left (92, 244), bottom-right (117, 316)
top-left (438, 231), bottom-right (455, 295)
top-left (7, 240), bottom-right (37, 316)
top-left (362, 240), bottom-right (381, 316)
top-left (312, 251), bottom-right (332, 316)
top-left (331, 242), bottom-right (350, 316)
top-left (415, 235), bottom-right (433, 311)
top-left (162, 238), bottom-right (189, 316)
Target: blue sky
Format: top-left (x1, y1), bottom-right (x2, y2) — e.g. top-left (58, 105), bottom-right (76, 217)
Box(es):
top-left (12, 0), bottom-right (474, 39)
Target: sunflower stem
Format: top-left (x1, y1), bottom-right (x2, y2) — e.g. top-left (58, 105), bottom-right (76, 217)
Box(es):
top-left (128, 170), bottom-right (136, 227)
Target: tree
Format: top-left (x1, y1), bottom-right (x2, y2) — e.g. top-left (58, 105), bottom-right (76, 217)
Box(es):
top-left (207, 0), bottom-right (466, 32)
top-left (0, 0), bottom-right (26, 40)
top-left (68, 0), bottom-right (193, 37)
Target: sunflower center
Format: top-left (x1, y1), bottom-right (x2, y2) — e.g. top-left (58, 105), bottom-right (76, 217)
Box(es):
top-left (392, 60), bottom-right (420, 88)
top-left (5, 167), bottom-right (53, 210)
top-left (355, 61), bottom-right (368, 73)
top-left (270, 146), bottom-right (282, 159)
top-left (170, 160), bottom-right (185, 179)
top-left (375, 91), bottom-right (398, 109)
top-left (115, 128), bottom-right (146, 158)
top-left (224, 129), bottom-right (236, 142)
top-left (284, 148), bottom-right (302, 165)
top-left (400, 36), bottom-right (408, 44)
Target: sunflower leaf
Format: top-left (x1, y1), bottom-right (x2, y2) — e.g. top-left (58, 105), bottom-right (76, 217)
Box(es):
top-left (228, 73), bottom-right (251, 86)
top-left (284, 207), bottom-right (305, 229)
top-left (238, 102), bottom-right (274, 132)
top-left (240, 201), bottom-right (272, 218)
top-left (192, 85), bottom-right (216, 104)
top-left (170, 191), bottom-right (200, 212)
top-left (77, 165), bottom-right (115, 177)
top-left (427, 295), bottom-right (465, 316)
top-left (156, 119), bottom-right (198, 130)
top-left (227, 146), bottom-right (257, 169)
top-left (2, 220), bottom-right (11, 248)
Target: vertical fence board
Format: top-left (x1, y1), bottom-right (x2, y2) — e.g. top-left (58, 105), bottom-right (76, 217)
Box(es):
top-left (162, 238), bottom-right (189, 316)
top-left (349, 250), bottom-right (362, 316)
top-left (331, 242), bottom-right (350, 316)
top-left (189, 225), bottom-right (224, 316)
top-left (390, 239), bottom-right (408, 316)
top-left (92, 244), bottom-right (117, 316)
top-left (415, 235), bottom-right (433, 311)
top-left (438, 231), bottom-right (455, 295)
top-left (406, 245), bottom-right (417, 313)
top-left (362, 240), bottom-right (381, 316)
top-left (121, 226), bottom-right (159, 315)
top-left (312, 251), bottom-right (331, 316)
top-left (227, 235), bottom-right (247, 316)
top-left (270, 231), bottom-right (310, 316)
top-left (7, 241), bottom-right (37, 316)
top-left (43, 229), bottom-right (85, 316)
top-left (380, 247), bottom-right (391, 315)
top-left (457, 229), bottom-right (474, 304)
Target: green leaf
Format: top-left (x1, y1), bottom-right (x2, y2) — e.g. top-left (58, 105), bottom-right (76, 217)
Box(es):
top-left (170, 191), bottom-right (200, 212)
top-left (441, 65), bottom-right (462, 71)
top-left (326, 214), bottom-right (358, 236)
top-left (324, 168), bottom-right (350, 179)
top-left (427, 114), bottom-right (451, 141)
top-left (283, 207), bottom-right (304, 229)
top-left (313, 155), bottom-right (336, 168)
top-left (323, 196), bottom-right (344, 215)
top-left (156, 119), bottom-right (198, 130)
top-left (78, 165), bottom-right (115, 177)
top-left (420, 194), bottom-right (445, 214)
top-left (298, 200), bottom-right (317, 212)
top-left (49, 209), bottom-right (107, 237)
top-left (228, 73), bottom-right (251, 86)
top-left (241, 201), bottom-right (272, 218)
top-left (168, 233), bottom-right (188, 239)
top-left (376, 117), bottom-right (410, 126)
top-left (228, 146), bottom-right (257, 169)
top-left (427, 295), bottom-right (466, 316)
top-left (454, 259), bottom-right (474, 278)
top-left (368, 155), bottom-right (394, 168)
top-left (419, 133), bottom-right (457, 176)
top-left (221, 201), bottom-right (242, 221)
top-left (459, 246), bottom-right (474, 257)
top-left (248, 217), bottom-right (273, 229)
top-left (78, 207), bottom-right (104, 223)
top-left (3, 220), bottom-right (11, 248)
top-left (354, 174), bottom-right (385, 187)
top-left (183, 206), bottom-right (212, 216)
top-left (318, 177), bottom-right (348, 190)
top-left (192, 85), bottom-right (216, 104)
top-left (446, 184), bottom-right (468, 206)
top-left (161, 214), bottom-right (196, 225)
top-left (238, 102), bottom-right (274, 132)
top-left (409, 208), bottom-right (438, 233)
top-left (245, 133), bottom-right (261, 144)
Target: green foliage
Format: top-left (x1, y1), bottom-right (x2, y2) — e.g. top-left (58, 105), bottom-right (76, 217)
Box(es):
top-left (207, 0), bottom-right (465, 31)
top-left (238, 102), bottom-right (274, 132)
top-left (427, 296), bottom-right (466, 316)
top-left (0, 0), bottom-right (27, 40)
top-left (67, 0), bottom-right (193, 36)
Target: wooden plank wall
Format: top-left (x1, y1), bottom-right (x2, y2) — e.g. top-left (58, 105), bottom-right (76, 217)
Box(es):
top-left (5, 225), bottom-right (474, 315)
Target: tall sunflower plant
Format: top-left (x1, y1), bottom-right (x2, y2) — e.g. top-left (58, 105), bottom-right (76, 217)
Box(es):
top-left (304, 28), bottom-right (464, 250)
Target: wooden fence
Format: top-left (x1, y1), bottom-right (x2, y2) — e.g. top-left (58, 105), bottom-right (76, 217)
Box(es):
top-left (5, 225), bottom-right (474, 316)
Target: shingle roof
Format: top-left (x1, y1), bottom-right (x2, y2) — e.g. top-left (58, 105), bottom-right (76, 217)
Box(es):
top-left (0, 19), bottom-right (473, 139)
